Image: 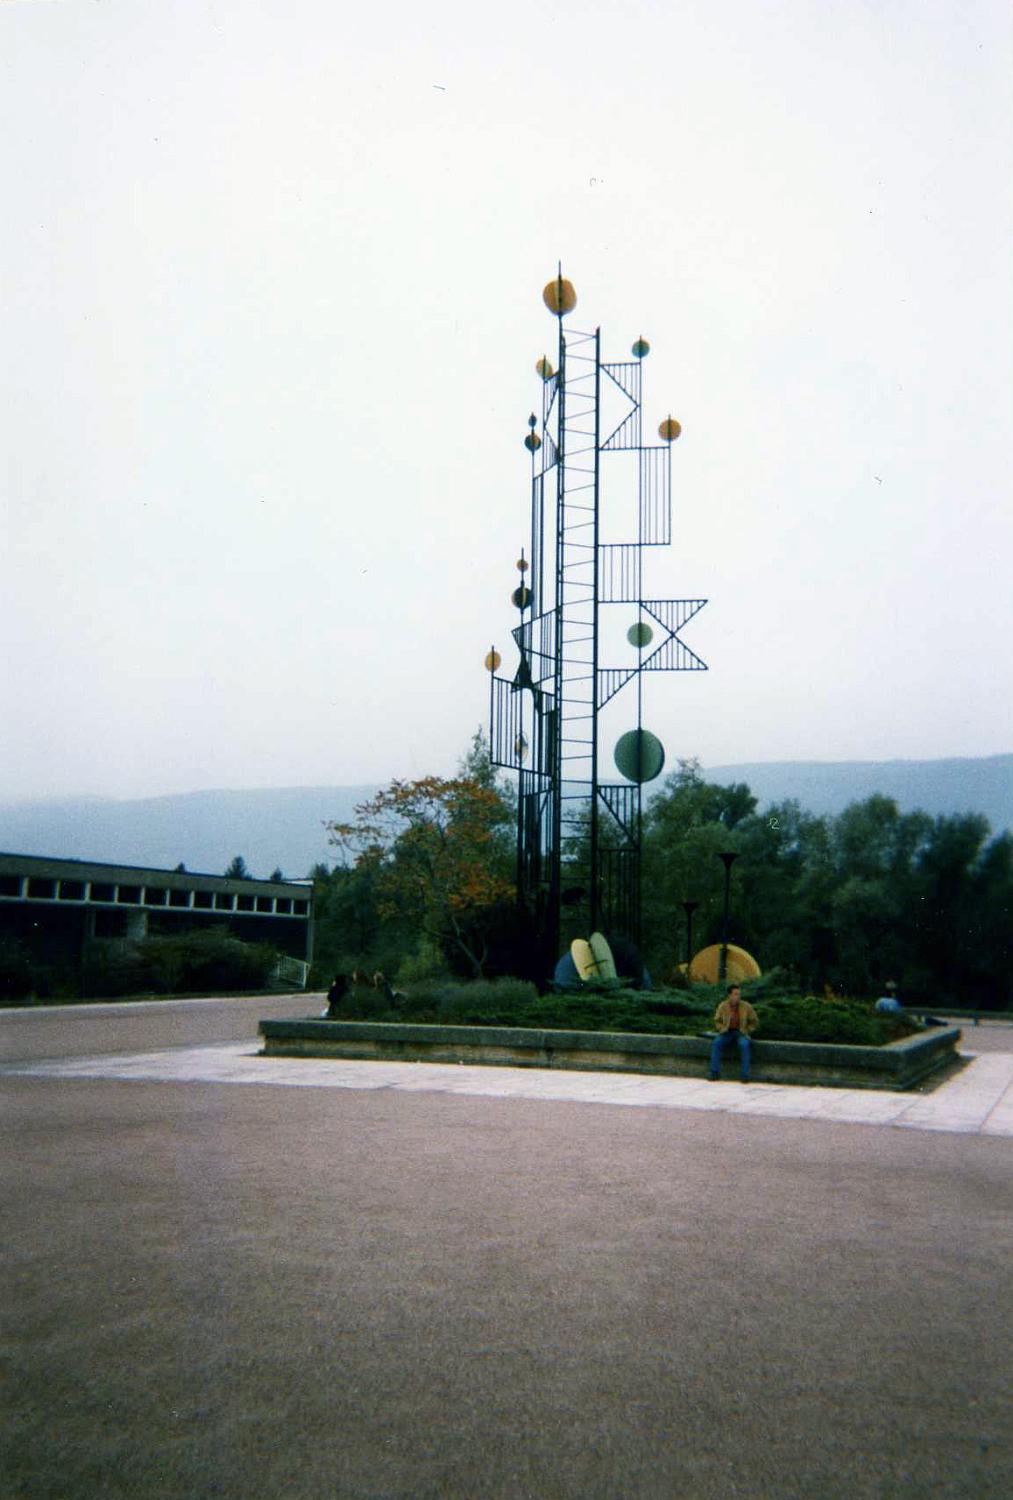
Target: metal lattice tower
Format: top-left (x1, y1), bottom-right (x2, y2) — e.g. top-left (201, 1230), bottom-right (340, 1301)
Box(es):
top-left (487, 271), bottom-right (708, 978)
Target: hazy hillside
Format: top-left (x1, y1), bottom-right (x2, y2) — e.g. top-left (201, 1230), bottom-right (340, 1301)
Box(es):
top-left (703, 755), bottom-right (1013, 834)
top-left (1, 755), bottom-right (1010, 877)
top-left (0, 786), bottom-right (379, 880)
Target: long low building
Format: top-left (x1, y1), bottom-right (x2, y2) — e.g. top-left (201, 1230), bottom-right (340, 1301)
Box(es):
top-left (0, 852), bottom-right (314, 969)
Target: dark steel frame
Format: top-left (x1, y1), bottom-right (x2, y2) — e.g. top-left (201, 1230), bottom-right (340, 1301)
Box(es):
top-left (488, 281), bottom-right (708, 977)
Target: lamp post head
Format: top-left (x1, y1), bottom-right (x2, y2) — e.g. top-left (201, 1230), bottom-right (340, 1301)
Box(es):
top-left (681, 900), bottom-right (700, 916)
top-left (716, 851), bottom-right (739, 873)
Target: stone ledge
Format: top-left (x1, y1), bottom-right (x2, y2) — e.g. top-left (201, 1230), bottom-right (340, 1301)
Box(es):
top-left (258, 1019), bottom-right (963, 1091)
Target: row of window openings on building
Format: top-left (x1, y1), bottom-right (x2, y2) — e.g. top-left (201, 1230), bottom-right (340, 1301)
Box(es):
top-left (0, 876), bottom-right (307, 916)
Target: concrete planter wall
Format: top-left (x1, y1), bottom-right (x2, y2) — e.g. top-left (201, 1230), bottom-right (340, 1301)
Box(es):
top-left (259, 1018), bottom-right (962, 1092)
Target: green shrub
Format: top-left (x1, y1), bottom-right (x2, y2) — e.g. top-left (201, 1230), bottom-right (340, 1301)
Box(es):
top-left (330, 975), bottom-right (918, 1045)
top-left (81, 929), bottom-right (278, 998)
top-left (156, 929), bottom-right (277, 992)
top-left (396, 938), bottom-right (450, 986)
top-left (0, 937), bottom-right (36, 1001)
top-left (82, 939), bottom-right (153, 998)
top-left (757, 995), bottom-right (911, 1046)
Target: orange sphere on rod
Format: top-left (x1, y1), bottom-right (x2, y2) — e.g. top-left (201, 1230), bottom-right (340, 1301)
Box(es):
top-left (542, 275), bottom-right (577, 316)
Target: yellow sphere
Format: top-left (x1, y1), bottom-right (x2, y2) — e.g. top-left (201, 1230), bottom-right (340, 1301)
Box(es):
top-left (658, 416), bottom-right (682, 442)
top-left (524, 431), bottom-right (542, 452)
top-left (516, 557), bottom-right (528, 573)
top-left (542, 276), bottom-right (577, 316)
top-left (688, 944), bottom-right (761, 984)
top-left (484, 650), bottom-right (501, 673)
top-left (535, 356), bottom-right (555, 379)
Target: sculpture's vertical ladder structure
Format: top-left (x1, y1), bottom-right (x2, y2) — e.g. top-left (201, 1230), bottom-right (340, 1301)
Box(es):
top-left (552, 325), bottom-right (601, 927)
top-left (487, 273), bottom-right (709, 977)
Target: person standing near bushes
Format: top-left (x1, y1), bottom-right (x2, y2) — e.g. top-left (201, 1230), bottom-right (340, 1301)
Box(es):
top-left (323, 974), bottom-right (348, 1018)
top-left (708, 984), bottom-right (759, 1081)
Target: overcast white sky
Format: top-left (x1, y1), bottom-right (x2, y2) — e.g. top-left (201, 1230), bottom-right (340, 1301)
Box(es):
top-left (3, 0), bottom-right (1011, 802)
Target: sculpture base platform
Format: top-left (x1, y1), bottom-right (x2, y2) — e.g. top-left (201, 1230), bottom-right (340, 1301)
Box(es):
top-left (259, 1019), bottom-right (962, 1092)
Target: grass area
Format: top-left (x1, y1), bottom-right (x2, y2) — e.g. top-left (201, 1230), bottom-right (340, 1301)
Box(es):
top-left (327, 976), bottom-right (920, 1047)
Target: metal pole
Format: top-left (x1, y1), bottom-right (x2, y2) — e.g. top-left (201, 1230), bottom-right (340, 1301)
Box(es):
top-left (682, 900), bottom-right (699, 976)
top-left (716, 853), bottom-right (738, 983)
top-left (549, 300), bottom-right (566, 969)
top-left (589, 326), bottom-right (601, 932)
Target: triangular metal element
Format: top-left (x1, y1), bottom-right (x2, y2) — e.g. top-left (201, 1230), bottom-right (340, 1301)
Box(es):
top-left (642, 599), bottom-right (708, 635)
top-left (539, 430), bottom-right (559, 473)
top-left (600, 361), bottom-right (641, 451)
top-left (602, 361), bottom-right (642, 405)
top-left (513, 650), bottom-right (534, 691)
top-left (641, 631), bottom-right (708, 672)
top-left (601, 407), bottom-right (640, 452)
top-left (513, 610), bottom-right (556, 685)
top-left (598, 783), bottom-right (639, 844)
top-left (512, 617), bottom-right (532, 653)
top-left (597, 666), bottom-right (638, 709)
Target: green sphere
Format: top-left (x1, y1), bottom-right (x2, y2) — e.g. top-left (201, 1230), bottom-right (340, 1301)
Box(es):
top-left (614, 729), bottom-right (665, 784)
top-left (627, 621), bottom-right (654, 649)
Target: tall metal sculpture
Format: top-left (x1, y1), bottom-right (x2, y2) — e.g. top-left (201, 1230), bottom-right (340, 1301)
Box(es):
top-left (487, 271), bottom-right (707, 977)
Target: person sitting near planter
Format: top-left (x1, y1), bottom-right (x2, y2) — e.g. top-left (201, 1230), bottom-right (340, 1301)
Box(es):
top-left (323, 974), bottom-right (348, 1018)
top-left (708, 984), bottom-right (759, 1082)
top-left (874, 979), bottom-right (904, 1016)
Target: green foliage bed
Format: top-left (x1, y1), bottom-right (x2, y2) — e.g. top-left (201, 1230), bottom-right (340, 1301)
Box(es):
top-left (327, 975), bottom-right (918, 1047)
top-left (310, 742), bottom-right (1013, 1012)
top-left (81, 929), bottom-right (279, 998)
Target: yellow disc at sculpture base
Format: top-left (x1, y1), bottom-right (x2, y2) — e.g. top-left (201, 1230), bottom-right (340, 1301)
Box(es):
top-left (688, 943), bottom-right (761, 984)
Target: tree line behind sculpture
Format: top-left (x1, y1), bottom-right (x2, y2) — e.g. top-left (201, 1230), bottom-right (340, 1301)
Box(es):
top-left (316, 746), bottom-right (1013, 1010)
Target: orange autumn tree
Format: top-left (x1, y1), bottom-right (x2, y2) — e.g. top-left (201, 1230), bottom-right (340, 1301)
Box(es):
top-left (327, 774), bottom-right (515, 978)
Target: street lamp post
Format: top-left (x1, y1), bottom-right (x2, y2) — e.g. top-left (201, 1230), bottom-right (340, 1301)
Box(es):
top-left (716, 852), bottom-right (739, 983)
top-left (681, 900), bottom-right (699, 979)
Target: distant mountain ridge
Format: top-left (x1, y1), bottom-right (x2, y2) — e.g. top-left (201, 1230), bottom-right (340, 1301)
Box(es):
top-left (0, 785), bottom-right (379, 881)
top-left (702, 755), bottom-right (1013, 835)
top-left (1, 756), bottom-right (1010, 879)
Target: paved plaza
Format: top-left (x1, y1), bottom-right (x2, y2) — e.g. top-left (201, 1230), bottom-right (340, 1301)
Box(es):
top-left (2, 997), bottom-right (1012, 1499)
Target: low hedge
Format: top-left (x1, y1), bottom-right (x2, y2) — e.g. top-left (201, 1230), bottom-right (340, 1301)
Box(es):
top-left (81, 930), bottom-right (279, 998)
top-left (325, 977), bottom-right (918, 1047)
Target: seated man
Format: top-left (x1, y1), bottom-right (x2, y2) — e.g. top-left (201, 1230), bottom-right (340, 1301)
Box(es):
top-left (708, 984), bottom-right (759, 1082)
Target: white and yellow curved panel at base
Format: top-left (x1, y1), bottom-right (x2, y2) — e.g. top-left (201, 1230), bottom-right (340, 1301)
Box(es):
top-left (570, 937), bottom-right (599, 981)
top-left (688, 944), bottom-right (762, 984)
top-left (589, 932), bottom-right (617, 981)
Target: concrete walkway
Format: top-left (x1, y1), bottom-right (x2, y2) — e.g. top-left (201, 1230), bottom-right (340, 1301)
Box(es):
top-left (5, 1032), bottom-right (1013, 1136)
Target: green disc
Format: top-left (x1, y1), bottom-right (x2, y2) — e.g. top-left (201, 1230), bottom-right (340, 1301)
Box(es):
top-left (614, 729), bottom-right (665, 784)
top-left (627, 621), bottom-right (653, 649)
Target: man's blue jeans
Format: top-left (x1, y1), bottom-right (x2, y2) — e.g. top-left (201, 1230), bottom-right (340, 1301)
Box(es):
top-left (709, 1029), bottom-right (751, 1081)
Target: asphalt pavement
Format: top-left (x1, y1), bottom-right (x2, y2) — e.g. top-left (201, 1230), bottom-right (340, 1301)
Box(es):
top-left (2, 997), bottom-right (1011, 1500)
